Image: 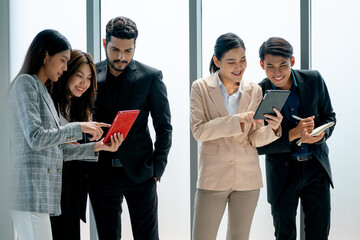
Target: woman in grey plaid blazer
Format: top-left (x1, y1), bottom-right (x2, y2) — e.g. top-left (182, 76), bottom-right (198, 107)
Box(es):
top-left (8, 30), bottom-right (122, 240)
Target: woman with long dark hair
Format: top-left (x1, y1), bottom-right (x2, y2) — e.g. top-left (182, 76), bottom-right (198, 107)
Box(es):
top-left (48, 49), bottom-right (109, 239)
top-left (8, 30), bottom-right (122, 240)
top-left (190, 33), bottom-right (283, 240)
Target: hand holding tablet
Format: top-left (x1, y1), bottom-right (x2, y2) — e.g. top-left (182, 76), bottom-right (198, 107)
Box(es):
top-left (254, 90), bottom-right (290, 120)
top-left (103, 110), bottom-right (140, 143)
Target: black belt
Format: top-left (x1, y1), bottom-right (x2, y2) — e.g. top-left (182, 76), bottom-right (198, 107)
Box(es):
top-left (291, 154), bottom-right (313, 162)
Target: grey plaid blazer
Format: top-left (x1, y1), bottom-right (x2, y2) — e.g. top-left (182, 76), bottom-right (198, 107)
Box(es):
top-left (9, 74), bottom-right (98, 216)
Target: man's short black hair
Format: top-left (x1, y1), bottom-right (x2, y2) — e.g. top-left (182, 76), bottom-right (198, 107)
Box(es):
top-left (105, 16), bottom-right (138, 44)
top-left (259, 37), bottom-right (293, 61)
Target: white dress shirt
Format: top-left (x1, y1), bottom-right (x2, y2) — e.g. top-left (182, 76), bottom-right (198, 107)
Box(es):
top-left (218, 76), bottom-right (242, 115)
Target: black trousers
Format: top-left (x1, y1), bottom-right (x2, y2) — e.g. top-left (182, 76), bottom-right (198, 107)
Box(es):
top-left (271, 157), bottom-right (331, 240)
top-left (50, 161), bottom-right (92, 240)
top-left (89, 167), bottom-right (158, 240)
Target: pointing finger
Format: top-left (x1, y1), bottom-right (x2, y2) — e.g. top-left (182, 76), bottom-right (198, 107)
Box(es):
top-left (97, 122), bottom-right (111, 128)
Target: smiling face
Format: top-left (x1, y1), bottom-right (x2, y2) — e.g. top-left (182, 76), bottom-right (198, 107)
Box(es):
top-left (67, 63), bottom-right (92, 98)
top-left (213, 47), bottom-right (247, 85)
top-left (42, 50), bottom-right (71, 83)
top-left (260, 54), bottom-right (295, 90)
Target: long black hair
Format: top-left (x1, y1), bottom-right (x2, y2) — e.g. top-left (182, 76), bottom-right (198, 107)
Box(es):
top-left (209, 33), bottom-right (245, 74)
top-left (47, 50), bottom-right (97, 122)
top-left (15, 29), bottom-right (71, 80)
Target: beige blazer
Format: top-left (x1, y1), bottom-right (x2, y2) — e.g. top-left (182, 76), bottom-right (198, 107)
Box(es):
top-left (190, 72), bottom-right (280, 191)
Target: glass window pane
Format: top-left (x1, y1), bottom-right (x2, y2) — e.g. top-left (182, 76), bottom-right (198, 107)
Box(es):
top-left (313, 1), bottom-right (360, 239)
top-left (10, 0), bottom-right (86, 80)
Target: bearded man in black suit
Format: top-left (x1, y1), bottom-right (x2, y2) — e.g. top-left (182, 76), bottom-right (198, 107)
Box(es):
top-left (89, 16), bottom-right (172, 240)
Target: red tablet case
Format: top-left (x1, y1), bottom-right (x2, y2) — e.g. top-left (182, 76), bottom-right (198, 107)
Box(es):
top-left (103, 110), bottom-right (140, 143)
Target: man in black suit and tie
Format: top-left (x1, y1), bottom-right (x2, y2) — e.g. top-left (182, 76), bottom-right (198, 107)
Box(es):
top-left (257, 37), bottom-right (336, 240)
top-left (89, 16), bottom-right (172, 240)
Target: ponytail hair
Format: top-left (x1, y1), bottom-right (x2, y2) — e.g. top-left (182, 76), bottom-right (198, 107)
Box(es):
top-left (209, 33), bottom-right (245, 74)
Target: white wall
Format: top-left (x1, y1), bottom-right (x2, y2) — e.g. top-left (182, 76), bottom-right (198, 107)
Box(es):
top-left (10, 0), bottom-right (87, 79)
top-left (312, 1), bottom-right (360, 239)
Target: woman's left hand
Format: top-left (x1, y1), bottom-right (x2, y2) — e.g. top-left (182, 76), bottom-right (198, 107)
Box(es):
top-left (94, 133), bottom-right (124, 152)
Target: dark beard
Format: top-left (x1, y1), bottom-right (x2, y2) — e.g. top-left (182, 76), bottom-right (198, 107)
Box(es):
top-left (107, 59), bottom-right (129, 72)
top-left (105, 50), bottom-right (130, 73)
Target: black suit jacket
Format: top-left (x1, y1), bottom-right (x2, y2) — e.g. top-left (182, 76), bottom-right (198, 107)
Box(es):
top-left (93, 60), bottom-right (172, 184)
top-left (257, 69), bottom-right (336, 205)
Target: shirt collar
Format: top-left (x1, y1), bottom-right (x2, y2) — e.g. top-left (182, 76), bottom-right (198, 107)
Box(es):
top-left (217, 74), bottom-right (242, 95)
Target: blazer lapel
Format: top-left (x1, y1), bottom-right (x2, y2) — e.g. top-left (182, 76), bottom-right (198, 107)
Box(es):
top-left (294, 70), bottom-right (311, 117)
top-left (33, 75), bottom-right (60, 127)
top-left (237, 79), bottom-right (251, 113)
top-left (207, 72), bottom-right (228, 117)
top-left (97, 62), bottom-right (108, 83)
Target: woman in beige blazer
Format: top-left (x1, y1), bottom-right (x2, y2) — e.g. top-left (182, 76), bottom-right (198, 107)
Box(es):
top-left (190, 33), bottom-right (283, 240)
